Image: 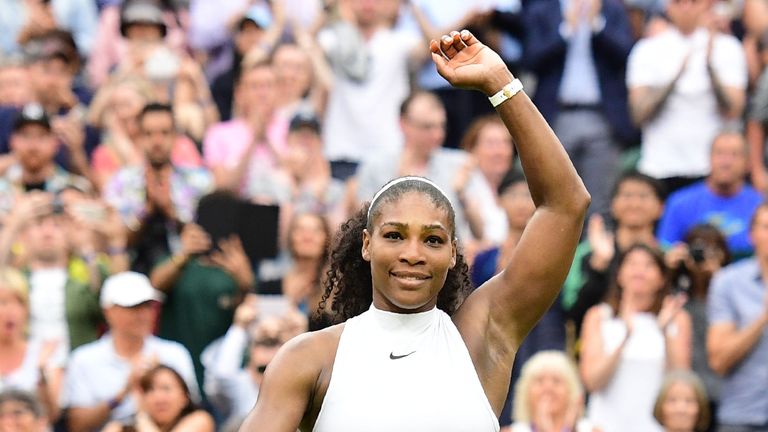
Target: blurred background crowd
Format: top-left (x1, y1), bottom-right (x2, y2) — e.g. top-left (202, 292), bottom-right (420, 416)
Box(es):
top-left (0, 0), bottom-right (766, 431)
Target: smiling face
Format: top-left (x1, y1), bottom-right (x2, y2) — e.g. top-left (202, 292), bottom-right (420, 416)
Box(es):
top-left (0, 399), bottom-right (44, 432)
top-left (472, 122), bottom-right (513, 183)
top-left (363, 191), bottom-right (457, 313)
top-left (105, 302), bottom-right (156, 340)
top-left (660, 381), bottom-right (700, 431)
top-left (236, 65), bottom-right (277, 117)
top-left (666, 0), bottom-right (712, 34)
top-left (289, 213), bottom-right (329, 260)
top-left (142, 368), bottom-right (189, 428)
top-left (611, 179), bottom-right (663, 230)
top-left (617, 248), bottom-right (666, 313)
top-left (708, 133), bottom-right (747, 190)
top-left (272, 45), bottom-right (312, 100)
top-left (528, 367), bottom-right (570, 420)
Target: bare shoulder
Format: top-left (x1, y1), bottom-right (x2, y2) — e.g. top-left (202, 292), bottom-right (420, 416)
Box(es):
top-left (101, 422), bottom-right (121, 432)
top-left (171, 410), bottom-right (215, 432)
top-left (264, 323), bottom-right (345, 392)
top-left (278, 322), bottom-right (345, 366)
top-left (240, 323), bottom-right (345, 432)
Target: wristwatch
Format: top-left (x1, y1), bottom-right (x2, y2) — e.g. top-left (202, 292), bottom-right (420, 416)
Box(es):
top-left (488, 79), bottom-right (524, 108)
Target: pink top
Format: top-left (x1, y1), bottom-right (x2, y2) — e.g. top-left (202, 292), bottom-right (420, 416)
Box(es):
top-left (203, 116), bottom-right (289, 170)
top-left (203, 116), bottom-right (289, 196)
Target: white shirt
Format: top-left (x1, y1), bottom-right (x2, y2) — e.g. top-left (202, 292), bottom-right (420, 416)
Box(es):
top-left (202, 326), bottom-right (258, 424)
top-left (586, 305), bottom-right (665, 432)
top-left (319, 27), bottom-right (420, 161)
top-left (0, 339), bottom-right (66, 394)
top-left (64, 334), bottom-right (199, 429)
top-left (627, 27), bottom-right (746, 178)
top-left (28, 268), bottom-right (69, 354)
top-left (313, 306), bottom-right (500, 432)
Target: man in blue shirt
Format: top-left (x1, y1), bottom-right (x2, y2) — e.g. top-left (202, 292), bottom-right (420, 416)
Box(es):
top-left (708, 203), bottom-right (768, 431)
top-left (658, 130), bottom-right (762, 259)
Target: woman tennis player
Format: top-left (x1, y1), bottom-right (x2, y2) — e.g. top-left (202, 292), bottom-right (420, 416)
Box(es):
top-left (239, 29), bottom-right (590, 432)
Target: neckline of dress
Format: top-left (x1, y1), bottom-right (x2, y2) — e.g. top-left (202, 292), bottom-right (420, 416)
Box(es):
top-left (368, 304), bottom-right (438, 336)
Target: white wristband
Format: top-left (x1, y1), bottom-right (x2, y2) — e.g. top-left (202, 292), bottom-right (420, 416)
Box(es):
top-left (488, 79), bottom-right (524, 107)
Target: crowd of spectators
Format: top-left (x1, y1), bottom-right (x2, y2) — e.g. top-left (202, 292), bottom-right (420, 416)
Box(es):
top-left (0, 0), bottom-right (767, 431)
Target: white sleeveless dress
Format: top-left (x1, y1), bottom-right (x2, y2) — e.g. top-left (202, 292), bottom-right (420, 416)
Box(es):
top-left (585, 304), bottom-right (665, 432)
top-left (313, 305), bottom-right (500, 432)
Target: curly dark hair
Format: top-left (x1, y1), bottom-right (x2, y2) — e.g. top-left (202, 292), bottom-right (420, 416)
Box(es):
top-left (318, 178), bottom-right (474, 324)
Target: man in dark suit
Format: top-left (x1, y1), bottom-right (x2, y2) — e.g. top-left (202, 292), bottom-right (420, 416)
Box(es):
top-left (525, 0), bottom-right (635, 217)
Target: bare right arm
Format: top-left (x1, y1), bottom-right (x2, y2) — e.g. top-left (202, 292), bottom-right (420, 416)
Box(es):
top-left (628, 84), bottom-right (679, 127)
top-left (579, 306), bottom-right (628, 392)
top-left (628, 54), bottom-right (688, 126)
top-left (747, 119), bottom-right (768, 192)
top-left (68, 402), bottom-right (116, 432)
top-left (149, 223), bottom-right (211, 292)
top-left (708, 315), bottom-right (768, 376)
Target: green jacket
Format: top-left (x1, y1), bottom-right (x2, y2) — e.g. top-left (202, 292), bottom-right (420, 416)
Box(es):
top-left (25, 258), bottom-right (105, 351)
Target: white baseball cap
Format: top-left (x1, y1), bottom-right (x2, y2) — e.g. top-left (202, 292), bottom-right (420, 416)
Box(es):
top-left (100, 272), bottom-right (164, 308)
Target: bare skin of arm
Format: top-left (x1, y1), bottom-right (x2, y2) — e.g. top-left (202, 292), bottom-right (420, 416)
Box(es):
top-left (747, 120), bottom-right (768, 192)
top-left (149, 223), bottom-right (211, 292)
top-left (706, 33), bottom-right (745, 119)
top-left (68, 402), bottom-right (119, 432)
top-left (239, 30), bottom-right (589, 430)
top-left (708, 68), bottom-right (745, 119)
top-left (578, 306), bottom-right (630, 392)
top-left (708, 313), bottom-right (768, 376)
top-left (665, 309), bottom-right (692, 369)
top-left (433, 31), bottom-right (590, 414)
top-left (580, 297), bottom-right (690, 392)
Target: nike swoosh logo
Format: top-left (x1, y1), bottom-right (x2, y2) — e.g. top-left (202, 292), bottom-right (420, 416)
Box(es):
top-left (389, 351), bottom-right (416, 360)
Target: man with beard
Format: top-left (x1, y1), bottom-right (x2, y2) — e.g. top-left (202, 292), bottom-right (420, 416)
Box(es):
top-left (104, 103), bottom-right (212, 274)
top-left (0, 103), bottom-right (91, 218)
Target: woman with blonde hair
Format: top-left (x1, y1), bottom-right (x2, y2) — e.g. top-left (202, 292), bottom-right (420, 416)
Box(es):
top-left (0, 267), bottom-right (65, 424)
top-left (653, 370), bottom-right (710, 432)
top-left (509, 350), bottom-right (598, 432)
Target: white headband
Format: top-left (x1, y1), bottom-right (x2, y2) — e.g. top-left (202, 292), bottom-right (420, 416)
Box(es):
top-left (366, 176), bottom-right (451, 222)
